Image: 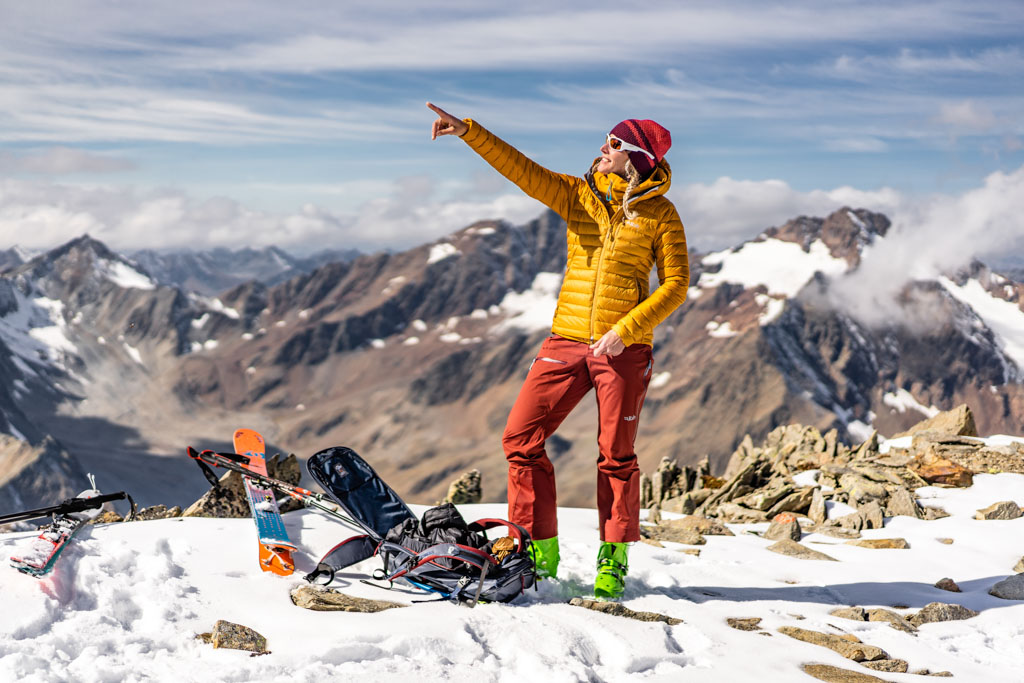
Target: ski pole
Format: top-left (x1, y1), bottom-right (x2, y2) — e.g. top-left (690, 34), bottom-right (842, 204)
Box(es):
top-left (186, 447), bottom-right (362, 530)
top-left (0, 491), bottom-right (137, 526)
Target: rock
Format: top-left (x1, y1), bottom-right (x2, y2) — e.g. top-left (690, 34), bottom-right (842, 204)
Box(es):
top-left (838, 474), bottom-right (887, 504)
top-left (663, 489), bottom-right (712, 514)
top-left (640, 472), bottom-right (653, 508)
top-left (833, 512), bottom-right (864, 532)
top-left (639, 538), bottom-right (664, 548)
top-left (87, 510), bottom-right (124, 525)
top-left (974, 500), bottom-right (1022, 520)
top-left (778, 626), bottom-right (888, 661)
top-left (808, 488), bottom-right (827, 525)
top-left (290, 586), bottom-right (408, 612)
top-left (800, 664), bottom-right (891, 682)
top-left (937, 538), bottom-right (954, 545)
top-left (934, 577), bottom-right (961, 592)
top-left (989, 573), bottom-right (1024, 600)
top-left (923, 506), bottom-right (951, 520)
top-left (908, 602), bottom-right (979, 626)
top-left (183, 470), bottom-right (251, 518)
top-left (726, 617), bottom-right (762, 631)
top-left (860, 659), bottom-right (909, 673)
top-left (1014, 557), bottom-right (1024, 573)
top-left (896, 403), bottom-right (978, 438)
top-left (716, 503), bottom-right (768, 523)
top-left (203, 620), bottom-right (268, 654)
top-left (885, 488), bottom-right (921, 518)
top-left (767, 487), bottom-right (816, 517)
top-left (135, 505), bottom-right (183, 521)
top-left (765, 513), bottom-right (802, 542)
top-left (443, 469), bottom-right (482, 504)
top-left (811, 525), bottom-right (862, 539)
top-left (680, 548), bottom-right (701, 556)
top-left (267, 454), bottom-right (303, 513)
top-left (646, 524), bottom-right (706, 545)
top-left (845, 538), bottom-right (909, 549)
top-left (865, 608), bottom-right (917, 633)
top-left (647, 503), bottom-right (662, 525)
top-left (738, 484), bottom-right (793, 512)
top-left (659, 515), bottom-right (735, 536)
top-left (856, 500), bottom-right (884, 530)
top-left (912, 451), bottom-right (974, 488)
top-left (651, 456), bottom-right (687, 505)
top-left (829, 607), bottom-right (867, 621)
top-left (767, 539), bottom-right (838, 561)
top-left (569, 597), bottom-right (682, 625)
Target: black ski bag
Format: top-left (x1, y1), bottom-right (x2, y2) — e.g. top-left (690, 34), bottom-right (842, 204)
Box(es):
top-left (304, 446), bottom-right (535, 605)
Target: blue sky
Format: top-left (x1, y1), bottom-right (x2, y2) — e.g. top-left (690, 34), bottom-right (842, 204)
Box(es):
top-left (0, 0), bottom-right (1022, 258)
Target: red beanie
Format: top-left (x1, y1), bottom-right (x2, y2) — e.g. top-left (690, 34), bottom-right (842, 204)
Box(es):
top-left (609, 119), bottom-right (671, 178)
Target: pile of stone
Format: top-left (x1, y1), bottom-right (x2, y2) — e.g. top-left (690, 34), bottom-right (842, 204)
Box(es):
top-left (640, 404), bottom-right (1023, 531)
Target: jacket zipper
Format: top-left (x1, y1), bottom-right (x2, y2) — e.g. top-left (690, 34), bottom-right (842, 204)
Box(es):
top-left (590, 207), bottom-right (624, 341)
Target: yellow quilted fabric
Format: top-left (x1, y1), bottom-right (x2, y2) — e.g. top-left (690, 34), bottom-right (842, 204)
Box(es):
top-left (461, 120), bottom-right (689, 346)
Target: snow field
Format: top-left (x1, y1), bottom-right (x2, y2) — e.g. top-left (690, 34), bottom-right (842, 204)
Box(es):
top-left (3, 475), bottom-right (1024, 681)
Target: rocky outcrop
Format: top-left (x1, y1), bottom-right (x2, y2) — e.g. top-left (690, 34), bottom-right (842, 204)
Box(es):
top-left (197, 620), bottom-right (268, 654)
top-left (290, 586), bottom-right (408, 612)
top-left (443, 469), bottom-right (482, 504)
top-left (182, 453), bottom-right (301, 518)
top-left (568, 597), bottom-right (682, 625)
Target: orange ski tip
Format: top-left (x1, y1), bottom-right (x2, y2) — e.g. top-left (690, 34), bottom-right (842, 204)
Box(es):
top-left (258, 544), bottom-right (295, 576)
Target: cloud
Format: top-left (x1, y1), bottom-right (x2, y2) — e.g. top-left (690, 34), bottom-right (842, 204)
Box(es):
top-left (0, 147), bottom-right (135, 174)
top-left (935, 100), bottom-right (998, 132)
top-left (669, 177), bottom-right (904, 251)
top-left (0, 177), bottom-right (544, 253)
top-left (823, 165), bottom-right (1024, 327)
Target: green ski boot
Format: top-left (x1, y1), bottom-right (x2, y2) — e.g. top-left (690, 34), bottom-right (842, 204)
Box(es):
top-left (594, 542), bottom-right (629, 600)
top-left (530, 536), bottom-right (560, 580)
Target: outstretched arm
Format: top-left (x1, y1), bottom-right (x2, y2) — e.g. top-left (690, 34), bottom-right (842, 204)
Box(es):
top-left (426, 102), bottom-right (576, 220)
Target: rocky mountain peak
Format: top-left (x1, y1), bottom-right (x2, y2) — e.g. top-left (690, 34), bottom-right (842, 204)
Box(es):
top-left (762, 207), bottom-right (890, 267)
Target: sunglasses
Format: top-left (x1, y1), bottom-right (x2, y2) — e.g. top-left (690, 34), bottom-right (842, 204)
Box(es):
top-left (606, 134), bottom-right (655, 160)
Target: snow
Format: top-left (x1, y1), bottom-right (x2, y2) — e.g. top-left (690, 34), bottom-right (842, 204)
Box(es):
top-left (755, 293), bottom-right (786, 325)
top-left (705, 320), bottom-right (737, 338)
top-left (122, 342), bottom-right (143, 365)
top-left (427, 243), bottom-right (460, 265)
top-left (649, 371), bottom-right (671, 389)
top-left (493, 272), bottom-right (562, 334)
top-left (7, 458), bottom-right (1024, 680)
top-left (700, 239), bottom-right (849, 297)
top-left (940, 276), bottom-right (1024, 369)
top-left (883, 388), bottom-right (940, 418)
top-left (96, 259), bottom-right (156, 290)
top-left (0, 291), bottom-right (78, 372)
top-left (402, 337), bottom-right (420, 346)
top-left (369, 339), bottom-right (386, 349)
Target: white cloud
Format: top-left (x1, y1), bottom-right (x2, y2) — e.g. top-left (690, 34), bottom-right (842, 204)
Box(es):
top-left (935, 100), bottom-right (999, 132)
top-left (0, 177), bottom-right (543, 252)
top-left (0, 147), bottom-right (135, 174)
top-left (668, 177), bottom-right (903, 251)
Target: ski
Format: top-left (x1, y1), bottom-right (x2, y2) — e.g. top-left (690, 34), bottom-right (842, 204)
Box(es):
top-left (6, 479), bottom-right (136, 578)
top-left (232, 429), bottom-right (298, 576)
top-left (186, 447), bottom-right (359, 529)
top-left (10, 514), bottom-right (89, 576)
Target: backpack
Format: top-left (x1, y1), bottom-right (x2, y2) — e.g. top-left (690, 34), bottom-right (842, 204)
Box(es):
top-left (303, 446), bottom-right (536, 606)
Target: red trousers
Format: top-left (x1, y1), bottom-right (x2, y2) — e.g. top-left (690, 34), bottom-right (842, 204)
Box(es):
top-left (502, 335), bottom-right (653, 543)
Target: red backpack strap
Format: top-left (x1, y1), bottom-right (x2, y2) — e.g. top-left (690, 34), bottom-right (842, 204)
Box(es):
top-left (468, 518), bottom-right (532, 552)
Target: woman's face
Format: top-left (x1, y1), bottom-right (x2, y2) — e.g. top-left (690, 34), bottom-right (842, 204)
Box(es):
top-left (596, 138), bottom-right (630, 176)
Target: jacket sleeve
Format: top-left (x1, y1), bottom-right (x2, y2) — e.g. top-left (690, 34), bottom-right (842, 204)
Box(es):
top-left (612, 207), bottom-right (690, 346)
top-left (460, 119), bottom-right (576, 221)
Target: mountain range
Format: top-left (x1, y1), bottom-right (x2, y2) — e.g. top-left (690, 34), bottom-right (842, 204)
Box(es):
top-left (2, 207), bottom-right (1024, 511)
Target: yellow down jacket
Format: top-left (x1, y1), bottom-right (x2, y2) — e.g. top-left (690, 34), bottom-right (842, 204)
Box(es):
top-left (461, 119), bottom-right (689, 347)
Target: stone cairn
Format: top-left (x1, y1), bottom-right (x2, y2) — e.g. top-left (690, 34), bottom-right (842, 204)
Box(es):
top-left (640, 404), bottom-right (1021, 532)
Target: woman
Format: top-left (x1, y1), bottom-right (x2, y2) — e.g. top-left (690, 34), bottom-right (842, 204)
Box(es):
top-left (427, 102), bottom-right (689, 599)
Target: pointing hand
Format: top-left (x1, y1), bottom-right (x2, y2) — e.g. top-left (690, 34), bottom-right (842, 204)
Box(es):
top-left (427, 102), bottom-right (468, 140)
